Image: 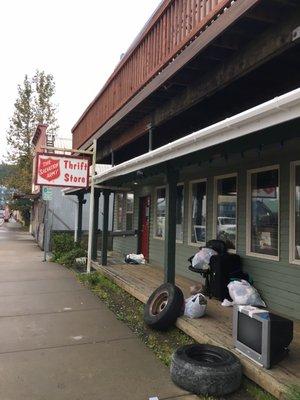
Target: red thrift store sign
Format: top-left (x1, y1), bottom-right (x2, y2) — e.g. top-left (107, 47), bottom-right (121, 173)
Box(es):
top-left (35, 153), bottom-right (90, 188)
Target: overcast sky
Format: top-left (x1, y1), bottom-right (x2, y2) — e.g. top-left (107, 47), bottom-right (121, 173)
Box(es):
top-left (0, 0), bottom-right (161, 162)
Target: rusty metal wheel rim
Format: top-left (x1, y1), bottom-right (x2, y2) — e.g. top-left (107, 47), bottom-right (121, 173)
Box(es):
top-left (150, 291), bottom-right (169, 316)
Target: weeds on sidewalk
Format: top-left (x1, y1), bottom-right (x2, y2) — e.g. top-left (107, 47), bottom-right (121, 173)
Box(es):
top-left (77, 271), bottom-right (276, 400)
top-left (78, 272), bottom-right (193, 365)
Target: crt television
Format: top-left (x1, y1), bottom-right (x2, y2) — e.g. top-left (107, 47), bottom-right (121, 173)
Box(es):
top-left (233, 306), bottom-right (293, 369)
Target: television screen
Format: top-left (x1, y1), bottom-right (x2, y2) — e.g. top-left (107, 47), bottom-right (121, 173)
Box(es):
top-left (234, 306), bottom-right (293, 368)
top-left (237, 312), bottom-right (262, 354)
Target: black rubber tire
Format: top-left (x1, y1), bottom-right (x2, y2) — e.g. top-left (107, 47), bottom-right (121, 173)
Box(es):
top-left (170, 344), bottom-right (242, 396)
top-left (143, 283), bottom-right (184, 331)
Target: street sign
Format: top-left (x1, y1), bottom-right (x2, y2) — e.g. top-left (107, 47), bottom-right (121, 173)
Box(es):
top-left (35, 153), bottom-right (90, 188)
top-left (42, 187), bottom-right (53, 201)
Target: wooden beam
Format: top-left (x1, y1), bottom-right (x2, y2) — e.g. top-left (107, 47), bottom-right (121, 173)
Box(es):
top-left (212, 34), bottom-right (241, 51)
top-left (246, 8), bottom-right (278, 24)
top-left (164, 165), bottom-right (178, 284)
top-left (98, 116), bottom-right (151, 159)
top-left (94, 185), bottom-right (131, 192)
top-left (92, 190), bottom-right (101, 260)
top-left (76, 193), bottom-right (84, 243)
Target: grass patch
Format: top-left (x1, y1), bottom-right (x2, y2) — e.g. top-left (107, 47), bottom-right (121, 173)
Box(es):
top-left (285, 385), bottom-right (300, 400)
top-left (77, 271), bottom-right (278, 400)
top-left (244, 381), bottom-right (275, 400)
top-left (78, 272), bottom-right (193, 366)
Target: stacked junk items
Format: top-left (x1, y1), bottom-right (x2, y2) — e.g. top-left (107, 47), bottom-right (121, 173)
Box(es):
top-left (143, 240), bottom-right (294, 397)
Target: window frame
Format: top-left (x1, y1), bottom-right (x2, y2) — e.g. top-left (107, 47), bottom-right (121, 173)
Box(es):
top-left (246, 165), bottom-right (280, 261)
top-left (114, 192), bottom-right (134, 232)
top-left (188, 178), bottom-right (207, 247)
top-left (125, 193), bottom-right (134, 231)
top-left (175, 183), bottom-right (184, 244)
top-left (213, 173), bottom-right (238, 253)
top-left (289, 161), bottom-right (300, 265)
top-left (115, 192), bottom-right (125, 232)
top-left (153, 184), bottom-right (185, 242)
top-left (153, 186), bottom-right (166, 240)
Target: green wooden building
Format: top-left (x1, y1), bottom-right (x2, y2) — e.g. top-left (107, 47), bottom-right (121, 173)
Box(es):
top-left (71, 0), bottom-right (300, 320)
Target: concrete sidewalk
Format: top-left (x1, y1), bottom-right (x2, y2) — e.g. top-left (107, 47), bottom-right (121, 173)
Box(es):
top-left (0, 225), bottom-right (196, 400)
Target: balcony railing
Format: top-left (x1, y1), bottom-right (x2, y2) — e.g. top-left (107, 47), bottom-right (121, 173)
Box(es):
top-left (72, 0), bottom-right (233, 149)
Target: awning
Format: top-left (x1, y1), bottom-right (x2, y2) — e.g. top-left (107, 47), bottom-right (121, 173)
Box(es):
top-left (93, 88), bottom-right (300, 185)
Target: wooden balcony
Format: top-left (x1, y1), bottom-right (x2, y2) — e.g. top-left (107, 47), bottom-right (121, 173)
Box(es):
top-left (72, 0), bottom-right (243, 149)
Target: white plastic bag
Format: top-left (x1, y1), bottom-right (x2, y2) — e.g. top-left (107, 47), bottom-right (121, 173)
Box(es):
top-left (228, 280), bottom-right (266, 307)
top-left (184, 293), bottom-right (207, 318)
top-left (125, 253), bottom-right (146, 264)
top-left (192, 248), bottom-right (217, 270)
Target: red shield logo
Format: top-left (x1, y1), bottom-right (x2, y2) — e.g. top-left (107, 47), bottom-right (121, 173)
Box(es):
top-left (38, 157), bottom-right (60, 182)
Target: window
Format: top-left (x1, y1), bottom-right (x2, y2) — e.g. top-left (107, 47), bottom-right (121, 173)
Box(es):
top-left (176, 185), bottom-right (184, 242)
top-left (247, 166), bottom-right (279, 259)
top-left (189, 180), bottom-right (207, 245)
top-left (290, 162), bottom-right (300, 264)
top-left (126, 193), bottom-right (134, 231)
top-left (115, 193), bottom-right (124, 231)
top-left (155, 187), bottom-right (166, 238)
top-left (215, 175), bottom-right (237, 250)
top-left (114, 192), bottom-right (134, 231)
top-left (154, 185), bottom-right (184, 241)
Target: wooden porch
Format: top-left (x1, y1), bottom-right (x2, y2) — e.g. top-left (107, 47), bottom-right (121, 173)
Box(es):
top-left (91, 258), bottom-right (300, 400)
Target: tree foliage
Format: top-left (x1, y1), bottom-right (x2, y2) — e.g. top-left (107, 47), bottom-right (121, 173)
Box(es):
top-left (33, 70), bottom-right (59, 136)
top-left (0, 163), bottom-right (15, 183)
top-left (5, 70), bottom-right (59, 194)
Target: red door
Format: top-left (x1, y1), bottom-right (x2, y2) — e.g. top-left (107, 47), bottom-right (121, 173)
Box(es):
top-left (139, 196), bottom-right (150, 260)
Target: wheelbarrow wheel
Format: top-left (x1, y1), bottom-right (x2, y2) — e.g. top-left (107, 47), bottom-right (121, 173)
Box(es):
top-left (144, 283), bottom-right (184, 331)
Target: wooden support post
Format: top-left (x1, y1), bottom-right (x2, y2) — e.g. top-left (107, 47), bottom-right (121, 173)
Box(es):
top-left (76, 193), bottom-right (84, 243)
top-left (101, 189), bottom-right (110, 266)
top-left (148, 124), bottom-right (153, 152)
top-left (164, 165), bottom-right (178, 284)
top-left (91, 189), bottom-right (101, 260)
top-left (111, 150), bottom-right (115, 167)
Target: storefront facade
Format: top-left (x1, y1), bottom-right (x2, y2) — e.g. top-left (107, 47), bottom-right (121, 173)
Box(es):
top-left (110, 120), bottom-right (300, 319)
top-left (70, 1), bottom-right (300, 320)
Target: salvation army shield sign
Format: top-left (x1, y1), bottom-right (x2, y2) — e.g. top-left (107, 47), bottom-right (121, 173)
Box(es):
top-left (35, 153), bottom-right (90, 188)
top-left (38, 157), bottom-right (61, 182)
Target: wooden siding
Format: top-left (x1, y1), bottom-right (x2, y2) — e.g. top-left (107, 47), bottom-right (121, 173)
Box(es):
top-left (112, 144), bottom-right (300, 319)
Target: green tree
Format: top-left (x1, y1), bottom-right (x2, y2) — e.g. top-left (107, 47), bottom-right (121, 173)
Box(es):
top-left (5, 70), bottom-right (59, 194)
top-left (6, 74), bottom-right (35, 164)
top-left (33, 70), bottom-right (59, 136)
